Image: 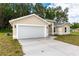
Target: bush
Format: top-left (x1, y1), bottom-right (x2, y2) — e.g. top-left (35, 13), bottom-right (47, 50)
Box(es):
top-left (0, 28), bottom-right (12, 32)
top-left (5, 32), bottom-right (12, 36)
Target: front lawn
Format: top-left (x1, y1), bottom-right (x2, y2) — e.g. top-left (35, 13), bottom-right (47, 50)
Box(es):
top-left (71, 32), bottom-right (79, 35)
top-left (0, 29), bottom-right (23, 56)
top-left (55, 35), bottom-right (79, 46)
top-left (55, 33), bottom-right (79, 46)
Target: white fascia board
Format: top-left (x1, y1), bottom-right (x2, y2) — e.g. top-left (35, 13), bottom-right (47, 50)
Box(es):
top-left (16, 24), bottom-right (46, 27)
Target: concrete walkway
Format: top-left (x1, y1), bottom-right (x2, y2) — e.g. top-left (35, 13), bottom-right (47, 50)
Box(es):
top-left (18, 37), bottom-right (79, 56)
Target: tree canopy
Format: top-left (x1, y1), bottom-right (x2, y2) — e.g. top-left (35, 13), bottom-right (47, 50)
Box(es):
top-left (0, 3), bottom-right (69, 29)
top-left (71, 23), bottom-right (79, 29)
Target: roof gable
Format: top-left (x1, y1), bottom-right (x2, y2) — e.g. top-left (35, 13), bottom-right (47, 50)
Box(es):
top-left (9, 14), bottom-right (50, 25)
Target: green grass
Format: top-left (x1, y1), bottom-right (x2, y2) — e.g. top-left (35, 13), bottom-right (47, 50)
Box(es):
top-left (71, 32), bottom-right (79, 35)
top-left (55, 32), bottom-right (79, 46)
top-left (0, 29), bottom-right (23, 56)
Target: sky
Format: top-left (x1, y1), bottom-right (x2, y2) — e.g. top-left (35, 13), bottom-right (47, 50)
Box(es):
top-left (44, 3), bottom-right (79, 23)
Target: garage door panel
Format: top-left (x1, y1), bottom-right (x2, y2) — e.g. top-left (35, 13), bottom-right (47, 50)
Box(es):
top-left (17, 25), bottom-right (45, 39)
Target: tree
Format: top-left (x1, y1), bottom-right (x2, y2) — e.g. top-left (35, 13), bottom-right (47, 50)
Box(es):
top-left (0, 3), bottom-right (31, 28)
top-left (0, 3), bottom-right (69, 29)
top-left (71, 23), bottom-right (79, 29)
top-left (0, 4), bottom-right (8, 28)
top-left (34, 3), bottom-right (46, 18)
top-left (45, 7), bottom-right (55, 19)
top-left (54, 6), bottom-right (68, 23)
top-left (45, 6), bottom-right (68, 23)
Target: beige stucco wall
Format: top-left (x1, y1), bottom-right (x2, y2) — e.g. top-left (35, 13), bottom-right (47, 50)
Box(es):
top-left (54, 24), bottom-right (70, 35)
top-left (62, 24), bottom-right (70, 34)
top-left (13, 25), bottom-right (16, 39)
top-left (11, 16), bottom-right (49, 39)
top-left (54, 27), bottom-right (59, 35)
top-left (12, 16), bottom-right (49, 25)
top-left (51, 23), bottom-right (54, 35)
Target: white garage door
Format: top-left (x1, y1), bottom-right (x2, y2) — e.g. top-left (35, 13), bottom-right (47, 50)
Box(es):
top-left (16, 25), bottom-right (48, 39)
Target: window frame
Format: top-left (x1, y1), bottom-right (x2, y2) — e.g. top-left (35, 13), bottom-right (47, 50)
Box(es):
top-left (54, 27), bottom-right (55, 32)
top-left (65, 27), bottom-right (67, 32)
top-left (14, 25), bottom-right (16, 28)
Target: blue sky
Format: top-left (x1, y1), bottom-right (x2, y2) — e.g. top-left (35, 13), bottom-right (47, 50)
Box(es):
top-left (43, 3), bottom-right (79, 23)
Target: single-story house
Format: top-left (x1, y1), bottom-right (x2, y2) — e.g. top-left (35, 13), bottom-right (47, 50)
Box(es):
top-left (9, 14), bottom-right (70, 39)
top-left (72, 28), bottom-right (79, 32)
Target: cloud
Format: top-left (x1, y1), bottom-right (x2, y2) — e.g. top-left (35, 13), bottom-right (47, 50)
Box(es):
top-left (47, 3), bottom-right (79, 23)
top-left (69, 17), bottom-right (79, 23)
top-left (68, 4), bottom-right (79, 23)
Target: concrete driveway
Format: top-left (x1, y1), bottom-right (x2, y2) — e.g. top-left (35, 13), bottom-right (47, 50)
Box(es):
top-left (18, 37), bottom-right (79, 56)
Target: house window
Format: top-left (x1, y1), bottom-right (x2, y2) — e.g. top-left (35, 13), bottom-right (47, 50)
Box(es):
top-left (65, 27), bottom-right (67, 32)
top-left (54, 27), bottom-right (55, 32)
top-left (14, 25), bottom-right (16, 28)
top-left (49, 25), bottom-right (51, 27)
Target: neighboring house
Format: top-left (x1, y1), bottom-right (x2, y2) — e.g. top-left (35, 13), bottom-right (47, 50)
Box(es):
top-left (72, 28), bottom-right (79, 32)
top-left (9, 14), bottom-right (70, 39)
